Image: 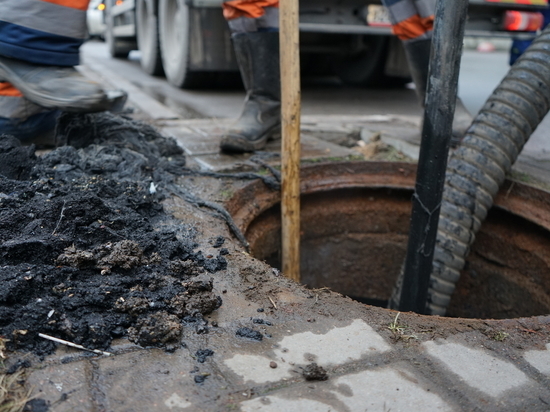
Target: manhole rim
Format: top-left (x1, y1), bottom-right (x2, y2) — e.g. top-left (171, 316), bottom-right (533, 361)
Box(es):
top-left (227, 161), bottom-right (550, 236)
top-left (226, 160), bottom-right (550, 324)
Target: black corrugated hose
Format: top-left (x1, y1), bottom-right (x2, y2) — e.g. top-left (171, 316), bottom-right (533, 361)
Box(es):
top-left (427, 26), bottom-right (550, 315)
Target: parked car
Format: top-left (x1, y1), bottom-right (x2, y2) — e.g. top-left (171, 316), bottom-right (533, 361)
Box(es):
top-left (87, 0), bottom-right (106, 39)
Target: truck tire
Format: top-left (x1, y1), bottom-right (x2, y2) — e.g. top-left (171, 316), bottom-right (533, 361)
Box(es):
top-left (136, 0), bottom-right (164, 76)
top-left (105, 0), bottom-right (135, 58)
top-left (333, 36), bottom-right (407, 88)
top-left (158, 0), bottom-right (204, 88)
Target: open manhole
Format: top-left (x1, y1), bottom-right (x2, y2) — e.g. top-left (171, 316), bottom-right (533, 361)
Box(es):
top-left (227, 162), bottom-right (550, 319)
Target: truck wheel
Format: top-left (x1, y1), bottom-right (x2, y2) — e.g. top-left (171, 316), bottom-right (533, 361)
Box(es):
top-left (136, 0), bottom-right (164, 76)
top-left (158, 0), bottom-right (204, 88)
top-left (105, 0), bottom-right (134, 58)
top-left (334, 35), bottom-right (390, 88)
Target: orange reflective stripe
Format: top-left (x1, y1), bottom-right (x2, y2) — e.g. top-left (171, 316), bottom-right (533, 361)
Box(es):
top-left (0, 82), bottom-right (23, 97)
top-left (39, 0), bottom-right (89, 11)
top-left (223, 0), bottom-right (279, 20)
top-left (486, 0), bottom-right (547, 4)
top-left (392, 14), bottom-right (434, 41)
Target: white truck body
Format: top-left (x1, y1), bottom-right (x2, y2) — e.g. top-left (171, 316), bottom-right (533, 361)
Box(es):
top-left (105, 0), bottom-right (548, 88)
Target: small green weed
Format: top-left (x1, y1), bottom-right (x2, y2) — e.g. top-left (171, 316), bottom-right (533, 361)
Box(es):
top-left (493, 331), bottom-right (510, 342)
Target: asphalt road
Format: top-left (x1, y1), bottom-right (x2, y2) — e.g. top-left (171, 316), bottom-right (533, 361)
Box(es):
top-left (80, 40), bottom-right (512, 121)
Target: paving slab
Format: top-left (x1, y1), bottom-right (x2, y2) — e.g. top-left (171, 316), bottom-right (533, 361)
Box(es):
top-left (161, 118), bottom-right (358, 172)
top-left (223, 319), bottom-right (391, 385)
top-left (524, 343), bottom-right (550, 376)
top-left (239, 364), bottom-right (456, 412)
top-left (423, 340), bottom-right (534, 398)
top-left (18, 290), bottom-right (550, 412)
top-left (97, 348), bottom-right (233, 411)
top-left (159, 113), bottom-right (550, 189)
top-left (25, 361), bottom-right (93, 412)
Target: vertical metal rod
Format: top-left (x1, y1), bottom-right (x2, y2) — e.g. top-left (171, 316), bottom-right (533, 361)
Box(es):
top-left (398, 0), bottom-right (469, 313)
top-left (280, 0), bottom-right (301, 282)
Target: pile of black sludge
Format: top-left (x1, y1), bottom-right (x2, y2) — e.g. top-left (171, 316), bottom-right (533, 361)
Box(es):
top-left (0, 112), bottom-right (227, 356)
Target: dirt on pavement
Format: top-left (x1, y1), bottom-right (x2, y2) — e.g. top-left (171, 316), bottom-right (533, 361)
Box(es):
top-left (0, 113), bottom-right (227, 356)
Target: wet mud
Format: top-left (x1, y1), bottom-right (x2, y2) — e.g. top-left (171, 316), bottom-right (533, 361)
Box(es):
top-left (0, 113), bottom-right (226, 355)
top-left (236, 327), bottom-right (264, 341)
top-left (195, 348), bottom-right (214, 363)
top-left (302, 363), bottom-right (329, 381)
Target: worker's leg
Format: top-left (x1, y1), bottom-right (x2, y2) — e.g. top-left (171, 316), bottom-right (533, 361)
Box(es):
top-left (383, 0), bottom-right (472, 143)
top-left (220, 0), bottom-right (280, 153)
top-left (383, 0), bottom-right (435, 105)
top-left (0, 0), bottom-right (123, 114)
top-left (0, 82), bottom-right (58, 146)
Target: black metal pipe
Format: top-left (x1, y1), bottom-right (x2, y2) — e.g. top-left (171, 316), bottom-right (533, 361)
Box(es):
top-left (398, 0), bottom-right (470, 313)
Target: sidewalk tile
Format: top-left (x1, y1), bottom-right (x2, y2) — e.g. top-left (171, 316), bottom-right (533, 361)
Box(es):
top-left (97, 348), bottom-right (228, 411)
top-left (524, 343), bottom-right (550, 376)
top-left (240, 366), bottom-right (453, 412)
top-left (26, 361), bottom-right (92, 412)
top-left (423, 341), bottom-right (530, 397)
top-left (224, 319), bottom-right (391, 385)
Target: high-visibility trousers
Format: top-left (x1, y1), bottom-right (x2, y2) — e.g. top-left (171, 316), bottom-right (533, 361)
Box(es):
top-left (0, 0), bottom-right (90, 67)
top-left (222, 0), bottom-right (279, 33)
top-left (0, 1), bottom-right (89, 129)
top-left (222, 0), bottom-right (435, 42)
top-left (383, 0), bottom-right (436, 43)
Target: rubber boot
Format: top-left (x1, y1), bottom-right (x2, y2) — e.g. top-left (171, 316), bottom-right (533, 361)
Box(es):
top-left (403, 39), bottom-right (473, 147)
top-left (220, 32), bottom-right (281, 153)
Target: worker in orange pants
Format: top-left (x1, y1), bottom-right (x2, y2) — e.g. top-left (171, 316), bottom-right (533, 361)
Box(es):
top-left (220, 0), bottom-right (471, 153)
top-left (219, 0), bottom-right (281, 153)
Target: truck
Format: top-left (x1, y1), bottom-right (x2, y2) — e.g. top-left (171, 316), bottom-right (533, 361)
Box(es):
top-left (104, 0), bottom-right (549, 89)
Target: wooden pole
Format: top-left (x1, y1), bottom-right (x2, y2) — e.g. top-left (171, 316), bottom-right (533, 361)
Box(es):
top-left (279, 0), bottom-right (301, 282)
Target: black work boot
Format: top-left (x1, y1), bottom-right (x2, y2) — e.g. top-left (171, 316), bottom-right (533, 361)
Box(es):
top-left (403, 38), bottom-right (472, 146)
top-left (0, 56), bottom-right (127, 113)
top-left (220, 32), bottom-right (281, 153)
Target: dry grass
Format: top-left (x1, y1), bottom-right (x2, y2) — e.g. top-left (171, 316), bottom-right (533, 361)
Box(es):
top-left (388, 312), bottom-right (418, 342)
top-left (0, 339), bottom-right (5, 362)
top-left (0, 338), bottom-right (32, 412)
